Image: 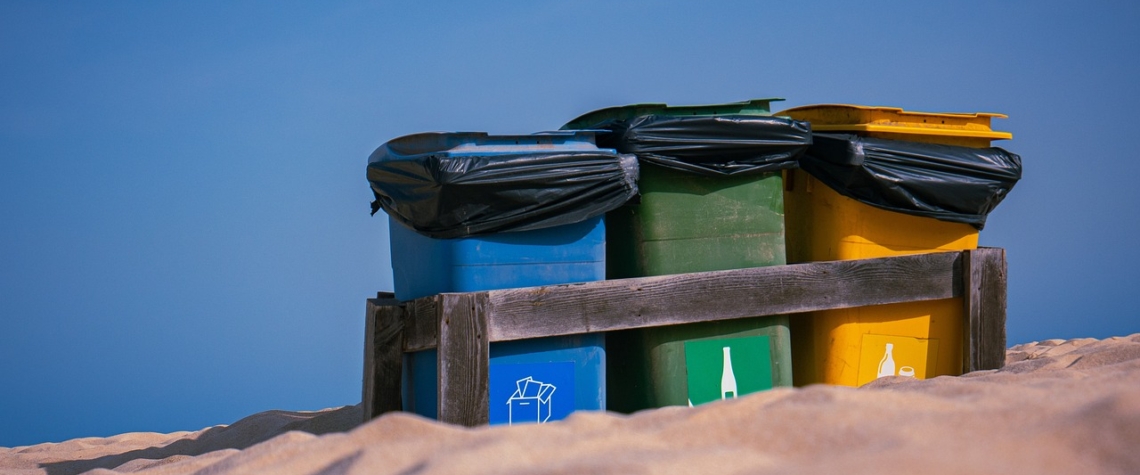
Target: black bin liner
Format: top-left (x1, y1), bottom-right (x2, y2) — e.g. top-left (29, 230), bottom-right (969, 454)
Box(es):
top-left (577, 115), bottom-right (812, 176)
top-left (368, 136), bottom-right (639, 239)
top-left (801, 133), bottom-right (1023, 229)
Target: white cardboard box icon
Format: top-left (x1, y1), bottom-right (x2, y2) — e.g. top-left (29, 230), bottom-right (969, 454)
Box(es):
top-left (507, 376), bottom-right (557, 425)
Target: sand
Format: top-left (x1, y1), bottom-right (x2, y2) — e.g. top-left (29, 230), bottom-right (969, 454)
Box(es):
top-left (3, 334), bottom-right (1139, 475)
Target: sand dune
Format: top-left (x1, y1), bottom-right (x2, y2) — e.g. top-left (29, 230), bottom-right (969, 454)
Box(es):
top-left (3, 334), bottom-right (1138, 475)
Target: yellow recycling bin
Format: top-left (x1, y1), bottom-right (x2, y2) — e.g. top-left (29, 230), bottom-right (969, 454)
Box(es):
top-left (777, 104), bottom-right (1012, 387)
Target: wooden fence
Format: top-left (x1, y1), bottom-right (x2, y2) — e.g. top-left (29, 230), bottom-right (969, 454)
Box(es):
top-left (363, 247), bottom-right (1007, 426)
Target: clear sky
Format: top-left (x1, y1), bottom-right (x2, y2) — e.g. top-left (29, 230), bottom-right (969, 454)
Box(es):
top-left (2, 1), bottom-right (1138, 448)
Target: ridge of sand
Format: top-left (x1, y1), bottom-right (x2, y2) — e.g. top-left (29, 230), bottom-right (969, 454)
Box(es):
top-left (3, 334), bottom-right (1138, 475)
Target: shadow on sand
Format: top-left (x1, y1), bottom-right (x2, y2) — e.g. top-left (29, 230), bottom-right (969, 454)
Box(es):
top-left (40, 405), bottom-right (361, 475)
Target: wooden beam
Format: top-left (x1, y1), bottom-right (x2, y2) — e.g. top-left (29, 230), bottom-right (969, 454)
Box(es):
top-left (363, 298), bottom-right (403, 421)
top-left (436, 293), bottom-right (490, 427)
top-left (369, 249), bottom-right (1008, 425)
top-left (963, 247), bottom-right (1008, 373)
top-left (483, 252), bottom-right (963, 343)
top-left (362, 299), bottom-right (378, 422)
top-left (403, 296), bottom-right (440, 352)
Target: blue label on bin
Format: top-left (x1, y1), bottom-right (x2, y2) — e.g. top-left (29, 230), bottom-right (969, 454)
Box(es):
top-left (489, 361), bottom-right (575, 425)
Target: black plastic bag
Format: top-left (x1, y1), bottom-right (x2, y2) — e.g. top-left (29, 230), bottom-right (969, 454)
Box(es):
top-left (576, 115), bottom-right (812, 176)
top-left (368, 133), bottom-right (639, 239)
top-left (801, 133), bottom-right (1022, 229)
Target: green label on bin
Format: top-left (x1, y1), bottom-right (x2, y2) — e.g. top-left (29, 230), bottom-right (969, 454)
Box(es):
top-left (684, 336), bottom-right (773, 406)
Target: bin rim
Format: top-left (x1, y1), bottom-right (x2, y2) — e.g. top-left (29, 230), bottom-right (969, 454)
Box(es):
top-left (778, 104), bottom-right (1008, 119)
top-left (775, 104), bottom-right (1012, 140)
top-left (561, 98), bottom-right (785, 130)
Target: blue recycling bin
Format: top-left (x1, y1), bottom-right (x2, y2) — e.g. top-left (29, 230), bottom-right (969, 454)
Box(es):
top-left (403, 334), bottom-right (605, 425)
top-left (389, 215), bottom-right (606, 302)
top-left (376, 131), bottom-right (619, 425)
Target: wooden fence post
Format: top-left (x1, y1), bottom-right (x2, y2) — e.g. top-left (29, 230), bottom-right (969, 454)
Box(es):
top-left (362, 297), bottom-right (403, 422)
top-left (364, 249), bottom-right (1008, 424)
top-left (963, 248), bottom-right (1008, 373)
top-left (437, 293), bottom-right (490, 427)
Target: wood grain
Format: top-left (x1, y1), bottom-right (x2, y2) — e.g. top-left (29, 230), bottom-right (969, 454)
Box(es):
top-left (368, 250), bottom-right (1009, 425)
top-left (963, 247), bottom-right (1008, 373)
top-left (436, 293), bottom-right (490, 426)
top-left (404, 296), bottom-right (439, 352)
top-left (483, 252), bottom-right (963, 343)
top-left (363, 298), bottom-right (404, 421)
top-left (362, 299), bottom-right (378, 422)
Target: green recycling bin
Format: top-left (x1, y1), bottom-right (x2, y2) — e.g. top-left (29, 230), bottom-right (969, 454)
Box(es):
top-left (562, 99), bottom-right (799, 412)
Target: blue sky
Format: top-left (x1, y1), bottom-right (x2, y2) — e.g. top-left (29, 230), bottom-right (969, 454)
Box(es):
top-left (2, 1), bottom-right (1138, 447)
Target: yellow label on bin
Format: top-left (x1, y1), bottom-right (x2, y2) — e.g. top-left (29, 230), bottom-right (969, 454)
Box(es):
top-left (857, 334), bottom-right (939, 386)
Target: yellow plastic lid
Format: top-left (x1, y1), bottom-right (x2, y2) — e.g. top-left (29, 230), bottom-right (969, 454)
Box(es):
top-left (776, 104), bottom-right (1012, 141)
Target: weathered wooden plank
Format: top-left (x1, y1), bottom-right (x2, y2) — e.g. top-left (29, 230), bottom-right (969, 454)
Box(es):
top-left (362, 299), bottom-right (378, 422)
top-left (374, 303), bottom-right (405, 418)
top-left (403, 296), bottom-right (439, 352)
top-left (483, 252), bottom-right (963, 343)
top-left (376, 249), bottom-right (1007, 427)
top-left (963, 247), bottom-right (1008, 373)
top-left (982, 248), bottom-right (1009, 371)
top-left (437, 293), bottom-right (490, 427)
top-left (363, 299), bottom-right (404, 421)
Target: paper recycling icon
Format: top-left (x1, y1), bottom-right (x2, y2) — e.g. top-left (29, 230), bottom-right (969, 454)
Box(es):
top-left (506, 376), bottom-right (557, 425)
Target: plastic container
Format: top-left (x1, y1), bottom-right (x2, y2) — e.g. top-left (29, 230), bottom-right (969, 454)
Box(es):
top-left (384, 131), bottom-right (614, 424)
top-left (777, 104), bottom-right (1012, 387)
top-left (403, 334), bottom-right (605, 425)
top-left (389, 215), bottom-right (606, 302)
top-left (564, 99), bottom-right (794, 412)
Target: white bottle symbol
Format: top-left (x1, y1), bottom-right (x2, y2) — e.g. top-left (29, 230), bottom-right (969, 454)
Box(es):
top-left (721, 346), bottom-right (738, 399)
top-left (877, 343), bottom-right (896, 378)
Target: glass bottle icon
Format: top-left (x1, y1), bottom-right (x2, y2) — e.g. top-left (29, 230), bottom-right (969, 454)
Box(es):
top-left (877, 343), bottom-right (896, 378)
top-left (721, 346), bottom-right (737, 399)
